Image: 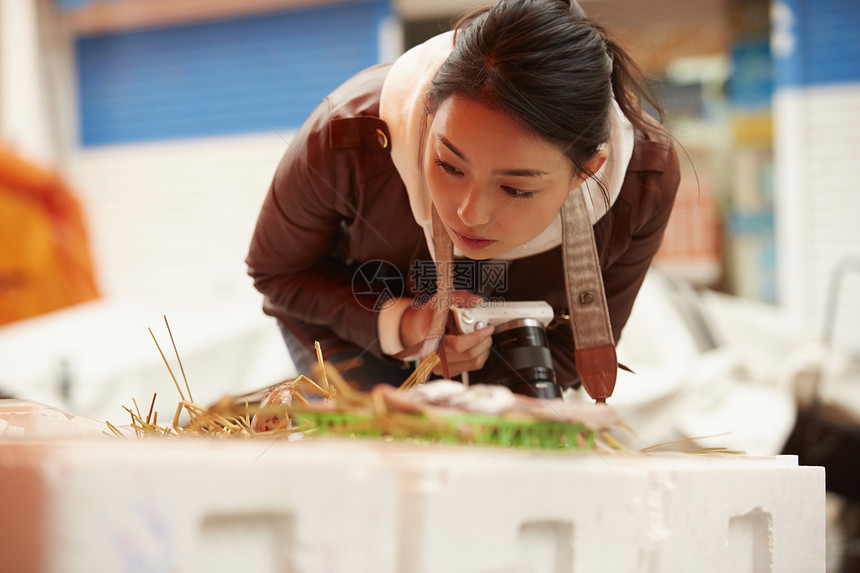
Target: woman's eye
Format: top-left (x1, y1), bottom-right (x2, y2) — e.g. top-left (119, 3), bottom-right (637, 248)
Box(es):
top-left (434, 159), bottom-right (461, 175)
top-left (503, 186), bottom-right (535, 199)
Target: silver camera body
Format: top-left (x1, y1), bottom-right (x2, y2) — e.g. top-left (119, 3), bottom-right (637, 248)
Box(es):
top-left (451, 300), bottom-right (554, 334)
top-left (451, 300), bottom-right (560, 399)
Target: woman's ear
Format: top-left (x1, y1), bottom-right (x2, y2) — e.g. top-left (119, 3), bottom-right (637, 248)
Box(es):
top-left (583, 149), bottom-right (608, 177)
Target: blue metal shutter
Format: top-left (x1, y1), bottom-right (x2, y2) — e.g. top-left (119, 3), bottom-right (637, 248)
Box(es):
top-left (55, 0), bottom-right (93, 10)
top-left (774, 0), bottom-right (860, 87)
top-left (76, 0), bottom-right (391, 146)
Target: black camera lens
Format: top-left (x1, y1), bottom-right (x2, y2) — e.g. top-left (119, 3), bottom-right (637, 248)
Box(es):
top-left (475, 318), bottom-right (560, 399)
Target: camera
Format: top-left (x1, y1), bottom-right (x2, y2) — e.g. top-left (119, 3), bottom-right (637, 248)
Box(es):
top-left (451, 301), bottom-right (561, 399)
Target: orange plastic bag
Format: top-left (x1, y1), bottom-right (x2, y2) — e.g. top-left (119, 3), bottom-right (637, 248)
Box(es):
top-left (0, 145), bottom-right (99, 325)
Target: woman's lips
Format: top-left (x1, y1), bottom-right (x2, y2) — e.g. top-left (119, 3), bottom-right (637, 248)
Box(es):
top-left (453, 229), bottom-right (496, 250)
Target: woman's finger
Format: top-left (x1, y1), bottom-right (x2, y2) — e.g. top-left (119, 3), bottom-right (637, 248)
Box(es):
top-left (444, 325), bottom-right (494, 353)
top-left (435, 329), bottom-right (494, 376)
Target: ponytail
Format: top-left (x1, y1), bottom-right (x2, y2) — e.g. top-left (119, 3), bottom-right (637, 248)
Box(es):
top-left (598, 28), bottom-right (665, 133)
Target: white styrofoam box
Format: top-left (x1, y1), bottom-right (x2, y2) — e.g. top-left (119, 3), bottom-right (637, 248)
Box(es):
top-left (607, 270), bottom-right (803, 456)
top-left (0, 401), bottom-right (826, 573)
top-left (0, 400), bottom-right (107, 439)
top-left (395, 449), bottom-right (825, 573)
top-left (0, 438), bottom-right (400, 573)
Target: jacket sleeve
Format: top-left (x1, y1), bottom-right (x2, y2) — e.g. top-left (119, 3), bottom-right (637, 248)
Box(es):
top-left (245, 97), bottom-right (389, 356)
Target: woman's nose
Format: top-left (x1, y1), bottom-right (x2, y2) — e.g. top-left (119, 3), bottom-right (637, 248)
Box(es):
top-left (456, 184), bottom-right (493, 227)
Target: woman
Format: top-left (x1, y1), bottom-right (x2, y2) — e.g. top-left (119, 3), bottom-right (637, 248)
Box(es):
top-left (246, 0), bottom-right (680, 398)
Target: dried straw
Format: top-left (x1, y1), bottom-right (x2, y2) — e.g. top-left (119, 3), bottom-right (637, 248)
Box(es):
top-left (112, 327), bottom-right (740, 456)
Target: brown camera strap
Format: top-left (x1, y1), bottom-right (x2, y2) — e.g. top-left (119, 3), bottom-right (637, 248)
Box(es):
top-left (425, 207), bottom-right (453, 378)
top-left (391, 207), bottom-right (453, 380)
top-left (560, 190), bottom-right (617, 402)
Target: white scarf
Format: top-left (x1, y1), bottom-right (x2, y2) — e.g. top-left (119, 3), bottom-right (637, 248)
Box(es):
top-left (379, 31), bottom-right (634, 261)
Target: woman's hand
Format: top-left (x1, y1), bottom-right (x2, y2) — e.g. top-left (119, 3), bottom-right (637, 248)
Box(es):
top-left (400, 290), bottom-right (495, 377)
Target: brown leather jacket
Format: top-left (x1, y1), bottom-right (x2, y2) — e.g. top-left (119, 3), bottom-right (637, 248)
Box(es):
top-left (246, 62), bottom-right (680, 388)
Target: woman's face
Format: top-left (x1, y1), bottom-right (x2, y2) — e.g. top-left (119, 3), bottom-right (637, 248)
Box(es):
top-left (424, 96), bottom-right (604, 260)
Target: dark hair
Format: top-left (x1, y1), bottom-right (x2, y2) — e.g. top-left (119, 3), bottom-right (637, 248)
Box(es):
top-left (427, 0), bottom-right (661, 180)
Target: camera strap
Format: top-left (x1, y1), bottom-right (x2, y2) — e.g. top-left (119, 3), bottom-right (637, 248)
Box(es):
top-left (401, 206), bottom-right (454, 383)
top-left (560, 190), bottom-right (618, 402)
